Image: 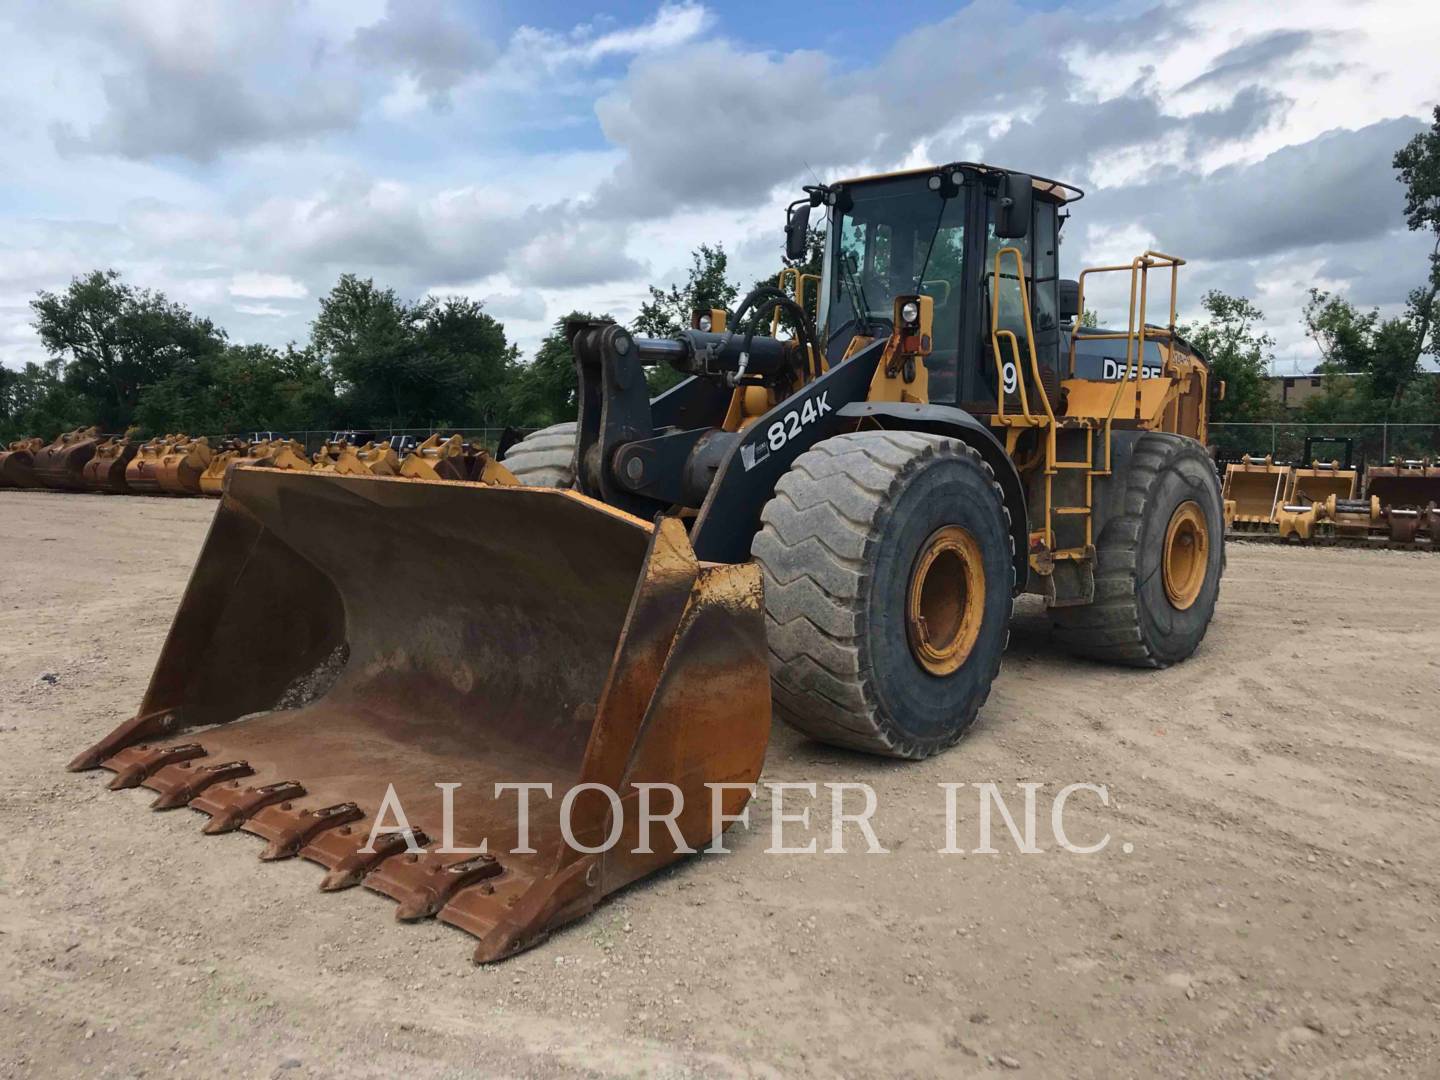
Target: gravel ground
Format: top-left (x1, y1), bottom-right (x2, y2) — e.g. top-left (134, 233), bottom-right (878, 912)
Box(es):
top-left (1, 487), bottom-right (1438, 1079)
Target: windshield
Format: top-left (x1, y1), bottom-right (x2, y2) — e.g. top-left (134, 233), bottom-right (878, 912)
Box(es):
top-left (824, 174), bottom-right (966, 372)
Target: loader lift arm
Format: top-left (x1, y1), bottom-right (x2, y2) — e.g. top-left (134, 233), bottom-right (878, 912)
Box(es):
top-left (568, 309), bottom-right (1029, 577)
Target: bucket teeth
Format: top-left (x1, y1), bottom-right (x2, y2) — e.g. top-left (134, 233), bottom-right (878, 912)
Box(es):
top-left (69, 472), bottom-right (772, 962)
top-left (150, 761), bottom-right (254, 809)
top-left (104, 743), bottom-right (207, 789)
top-left (256, 802), bottom-right (364, 861)
top-left (196, 781), bottom-right (309, 835)
top-left (366, 850), bottom-right (505, 921)
top-left (312, 827), bottom-right (431, 892)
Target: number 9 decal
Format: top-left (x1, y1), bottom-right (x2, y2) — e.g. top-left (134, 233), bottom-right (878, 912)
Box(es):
top-left (1002, 362), bottom-right (1018, 395)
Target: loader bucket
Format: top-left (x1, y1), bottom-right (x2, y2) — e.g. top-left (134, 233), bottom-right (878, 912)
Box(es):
top-left (0, 437), bottom-right (45, 489)
top-left (1222, 455), bottom-right (1290, 525)
top-left (206, 439), bottom-right (312, 493)
top-left (1286, 460), bottom-right (1356, 506)
top-left (1366, 460), bottom-right (1440, 511)
top-left (356, 442), bottom-right (401, 476)
top-left (399, 433), bottom-right (470, 481)
top-left (156, 436), bottom-right (213, 496)
top-left (82, 437), bottom-right (139, 494)
top-left (311, 440), bottom-right (351, 469)
top-left (127, 436), bottom-right (178, 494)
top-left (70, 470), bottom-right (770, 962)
top-left (314, 442), bottom-right (403, 477)
top-left (198, 442), bottom-right (252, 497)
top-left (33, 427), bottom-right (102, 490)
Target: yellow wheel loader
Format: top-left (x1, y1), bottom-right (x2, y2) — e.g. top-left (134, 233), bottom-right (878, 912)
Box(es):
top-left (74, 161), bottom-right (1223, 960)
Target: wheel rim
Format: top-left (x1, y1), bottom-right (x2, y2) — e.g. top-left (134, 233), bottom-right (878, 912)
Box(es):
top-left (906, 525), bottom-right (986, 676)
top-left (1162, 501), bottom-right (1209, 610)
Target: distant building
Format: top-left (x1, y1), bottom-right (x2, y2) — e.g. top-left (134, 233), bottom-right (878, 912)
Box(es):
top-left (1268, 373), bottom-right (1329, 409)
top-left (1267, 371), bottom-right (1439, 410)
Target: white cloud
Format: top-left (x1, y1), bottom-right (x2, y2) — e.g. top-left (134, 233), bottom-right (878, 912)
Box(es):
top-left (229, 273), bottom-right (309, 300)
top-left (0, 0), bottom-right (1435, 376)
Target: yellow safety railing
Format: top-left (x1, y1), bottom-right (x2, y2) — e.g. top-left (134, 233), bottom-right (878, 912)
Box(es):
top-left (774, 267), bottom-right (823, 377)
top-left (989, 246), bottom-right (1057, 442)
top-left (1068, 251), bottom-right (1185, 473)
top-left (773, 268), bottom-right (821, 335)
top-left (990, 246), bottom-right (1071, 555)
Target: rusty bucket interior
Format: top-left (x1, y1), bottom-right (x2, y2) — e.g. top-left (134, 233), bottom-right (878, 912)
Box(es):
top-left (71, 468), bottom-right (770, 962)
top-left (1286, 462), bottom-right (1356, 506)
top-left (1222, 456), bottom-right (1291, 525)
top-left (1366, 461), bottom-right (1440, 511)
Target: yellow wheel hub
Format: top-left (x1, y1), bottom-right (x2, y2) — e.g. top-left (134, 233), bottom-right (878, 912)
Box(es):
top-left (1162, 501), bottom-right (1209, 610)
top-left (907, 526), bottom-right (986, 676)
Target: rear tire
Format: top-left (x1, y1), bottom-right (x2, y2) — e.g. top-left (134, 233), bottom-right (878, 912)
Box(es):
top-left (1052, 432), bottom-right (1224, 667)
top-left (751, 431), bottom-right (1015, 759)
top-left (500, 422), bottom-right (577, 488)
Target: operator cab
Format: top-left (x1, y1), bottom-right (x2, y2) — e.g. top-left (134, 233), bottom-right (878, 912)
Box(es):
top-left (811, 163), bottom-right (1081, 411)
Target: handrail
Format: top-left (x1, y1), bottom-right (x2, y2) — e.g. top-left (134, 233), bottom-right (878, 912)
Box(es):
top-left (1070, 250), bottom-right (1186, 471)
top-left (989, 246), bottom-right (1056, 434)
top-left (772, 268), bottom-right (822, 339)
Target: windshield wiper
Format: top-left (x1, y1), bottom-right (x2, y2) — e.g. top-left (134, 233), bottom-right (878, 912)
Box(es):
top-left (840, 251), bottom-right (874, 334)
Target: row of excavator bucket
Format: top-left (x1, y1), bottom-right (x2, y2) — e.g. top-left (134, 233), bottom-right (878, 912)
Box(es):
top-left (1223, 454), bottom-right (1439, 547)
top-left (1, 430), bottom-right (511, 499)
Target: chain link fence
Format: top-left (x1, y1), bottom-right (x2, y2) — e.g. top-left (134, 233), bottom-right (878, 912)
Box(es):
top-left (1210, 422), bottom-right (1440, 466)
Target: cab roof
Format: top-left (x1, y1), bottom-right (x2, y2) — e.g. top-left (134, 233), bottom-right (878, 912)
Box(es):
top-left (835, 162), bottom-right (1084, 204)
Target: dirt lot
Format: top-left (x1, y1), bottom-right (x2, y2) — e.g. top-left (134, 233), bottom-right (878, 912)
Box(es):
top-left (1, 489), bottom-right (1438, 1079)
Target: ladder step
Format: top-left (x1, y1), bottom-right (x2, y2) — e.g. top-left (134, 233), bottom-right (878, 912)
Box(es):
top-left (1052, 461), bottom-right (1092, 469)
top-left (1053, 507), bottom-right (1091, 515)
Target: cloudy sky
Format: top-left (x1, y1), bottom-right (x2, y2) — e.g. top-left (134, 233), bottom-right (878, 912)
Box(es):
top-left (1, 0), bottom-right (1436, 374)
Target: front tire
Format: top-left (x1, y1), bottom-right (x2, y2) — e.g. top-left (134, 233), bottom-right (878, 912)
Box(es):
top-left (1052, 432), bottom-right (1224, 666)
top-left (499, 422), bottom-right (577, 488)
top-left (751, 431), bottom-right (1015, 759)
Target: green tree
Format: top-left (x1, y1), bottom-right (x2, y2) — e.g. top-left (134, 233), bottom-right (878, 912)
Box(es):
top-left (0, 359), bottom-right (90, 443)
top-left (751, 224), bottom-right (826, 321)
top-left (1288, 110), bottom-right (1440, 433)
top-left (134, 343), bottom-right (337, 436)
top-left (29, 270), bottom-right (228, 431)
top-left (417, 295), bottom-right (521, 428)
top-left (633, 243), bottom-right (741, 339)
top-left (1178, 290), bottom-right (1278, 422)
top-left (310, 274), bottom-right (519, 429)
top-left (1392, 104), bottom-right (1440, 380)
top-left (632, 243), bottom-right (741, 394)
top-left (505, 311), bottom-right (610, 427)
top-left (1301, 289), bottom-right (1435, 424)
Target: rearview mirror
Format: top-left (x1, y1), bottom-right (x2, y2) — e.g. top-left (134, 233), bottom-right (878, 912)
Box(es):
top-left (996, 172), bottom-right (1033, 239)
top-left (1058, 279), bottom-right (1080, 322)
top-left (785, 203), bottom-right (811, 261)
